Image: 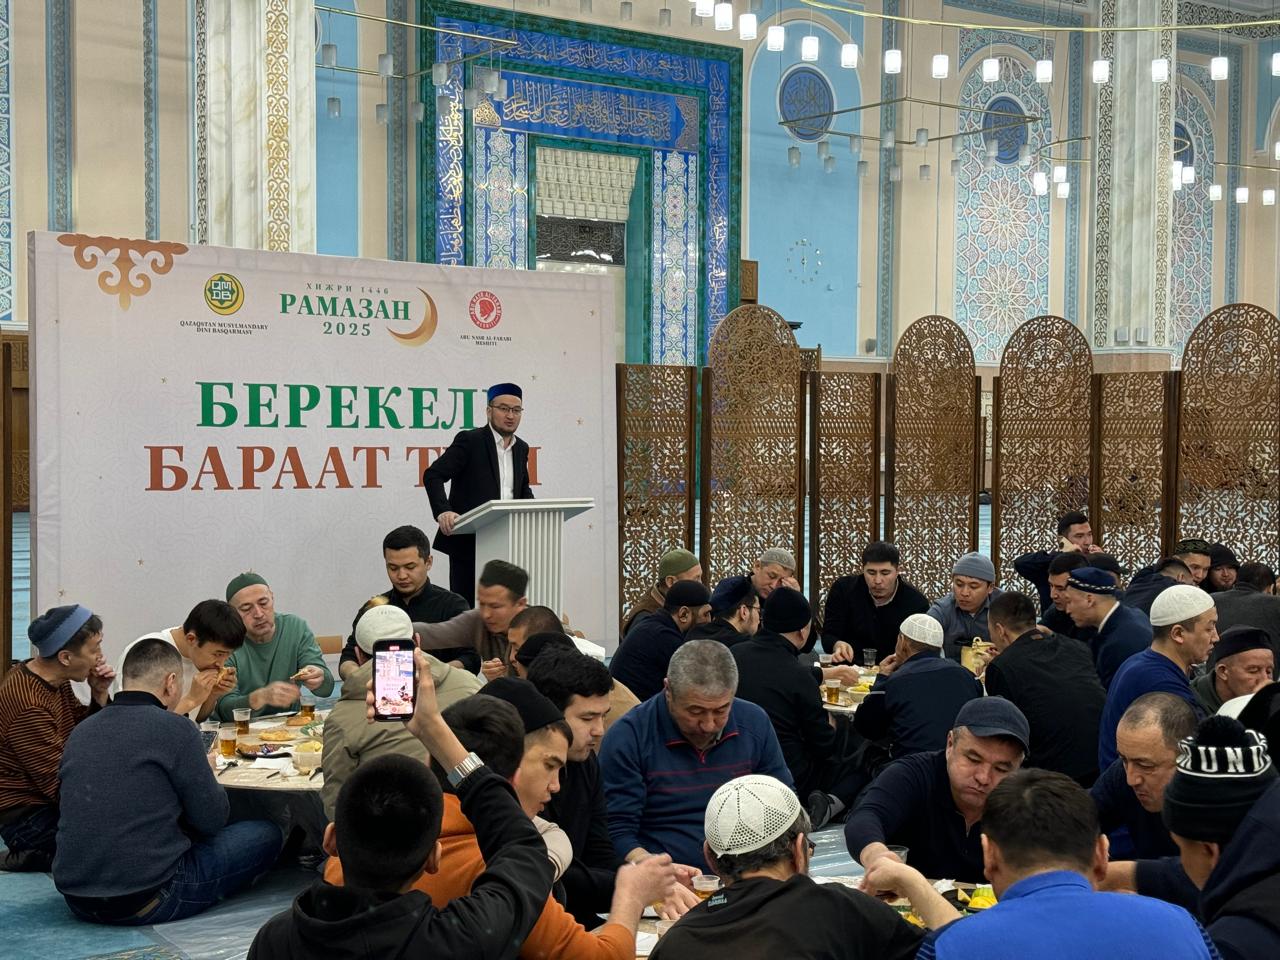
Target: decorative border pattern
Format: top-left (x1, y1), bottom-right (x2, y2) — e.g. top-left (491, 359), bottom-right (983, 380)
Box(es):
top-left (143, 0), bottom-right (159, 241)
top-left (387, 0), bottom-right (407, 260)
top-left (874, 0), bottom-right (899, 356)
top-left (421, 1), bottom-right (740, 363)
top-left (45, 0), bottom-right (73, 232)
top-left (263, 0), bottom-right (291, 251)
top-left (1172, 77), bottom-right (1214, 355)
top-left (1152, 0), bottom-right (1176, 349)
top-left (0, 0), bottom-right (11, 322)
top-left (194, 0), bottom-right (208, 244)
top-left (471, 128), bottom-right (528, 270)
top-left (652, 149), bottom-right (699, 364)
top-left (1179, 2), bottom-right (1280, 40)
top-left (1092, 0), bottom-right (1117, 348)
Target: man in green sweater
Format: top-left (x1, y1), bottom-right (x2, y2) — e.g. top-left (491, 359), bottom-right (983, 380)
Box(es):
top-left (214, 573), bottom-right (334, 721)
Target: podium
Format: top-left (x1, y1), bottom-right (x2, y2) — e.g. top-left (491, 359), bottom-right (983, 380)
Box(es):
top-left (452, 498), bottom-right (594, 615)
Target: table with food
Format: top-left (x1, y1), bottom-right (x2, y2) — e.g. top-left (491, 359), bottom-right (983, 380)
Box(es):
top-left (213, 710), bottom-right (328, 791)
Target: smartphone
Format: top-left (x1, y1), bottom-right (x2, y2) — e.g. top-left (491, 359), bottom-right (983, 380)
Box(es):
top-left (372, 639), bottom-right (417, 721)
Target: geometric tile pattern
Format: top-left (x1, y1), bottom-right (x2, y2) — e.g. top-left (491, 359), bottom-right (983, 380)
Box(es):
top-left (652, 150), bottom-right (699, 365)
top-left (0, 0), bottom-right (10, 321)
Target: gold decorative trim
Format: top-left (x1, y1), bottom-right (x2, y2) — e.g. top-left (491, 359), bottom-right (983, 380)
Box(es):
top-left (473, 99), bottom-right (501, 129)
top-left (56, 234), bottom-right (190, 309)
top-left (264, 0), bottom-right (291, 252)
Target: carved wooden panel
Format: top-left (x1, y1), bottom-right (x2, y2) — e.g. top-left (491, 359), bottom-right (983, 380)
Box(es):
top-left (886, 316), bottom-right (979, 601)
top-left (1176, 304), bottom-right (1280, 568)
top-left (1095, 372), bottom-right (1170, 572)
top-left (810, 371), bottom-right (880, 618)
top-left (799, 346), bottom-right (822, 373)
top-left (616, 364), bottom-right (697, 621)
top-left (702, 305), bottom-right (804, 586)
top-left (992, 317), bottom-right (1093, 591)
top-left (2, 333), bottom-right (28, 511)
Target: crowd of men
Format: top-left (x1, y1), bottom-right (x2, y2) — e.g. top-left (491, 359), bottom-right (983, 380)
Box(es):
top-left (0, 506), bottom-right (1278, 959)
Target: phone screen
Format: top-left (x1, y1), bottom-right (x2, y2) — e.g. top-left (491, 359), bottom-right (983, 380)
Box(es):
top-left (373, 642), bottom-right (416, 718)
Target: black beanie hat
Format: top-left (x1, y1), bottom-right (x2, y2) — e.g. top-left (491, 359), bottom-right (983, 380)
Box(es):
top-left (515, 632), bottom-right (575, 669)
top-left (1162, 716), bottom-right (1277, 844)
top-left (1211, 626), bottom-right (1274, 665)
top-left (482, 678), bottom-right (565, 735)
top-left (664, 579), bottom-right (711, 612)
top-left (763, 586), bottom-right (812, 634)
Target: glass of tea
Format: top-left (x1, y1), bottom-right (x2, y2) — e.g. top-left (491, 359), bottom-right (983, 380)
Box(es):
top-left (218, 725), bottom-right (237, 759)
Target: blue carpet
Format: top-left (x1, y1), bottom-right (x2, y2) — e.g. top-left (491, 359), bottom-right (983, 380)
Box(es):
top-left (0, 870), bottom-right (157, 960)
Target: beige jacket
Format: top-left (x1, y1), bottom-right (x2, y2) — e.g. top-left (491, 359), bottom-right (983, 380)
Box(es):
top-left (321, 655), bottom-right (482, 819)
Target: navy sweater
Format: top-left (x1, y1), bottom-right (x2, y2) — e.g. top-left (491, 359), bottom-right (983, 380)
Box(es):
top-left (53, 691), bottom-right (229, 898)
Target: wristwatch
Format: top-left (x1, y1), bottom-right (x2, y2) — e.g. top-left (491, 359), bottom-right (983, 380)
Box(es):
top-left (447, 751), bottom-right (485, 788)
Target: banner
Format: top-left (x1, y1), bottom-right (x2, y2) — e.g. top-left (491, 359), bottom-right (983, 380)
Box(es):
top-left (29, 232), bottom-right (618, 665)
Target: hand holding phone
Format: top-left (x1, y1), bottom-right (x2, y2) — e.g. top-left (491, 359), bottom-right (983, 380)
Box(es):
top-left (372, 639), bottom-right (418, 721)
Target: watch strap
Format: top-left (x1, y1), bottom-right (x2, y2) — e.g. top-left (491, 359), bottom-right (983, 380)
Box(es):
top-left (447, 751), bottom-right (484, 788)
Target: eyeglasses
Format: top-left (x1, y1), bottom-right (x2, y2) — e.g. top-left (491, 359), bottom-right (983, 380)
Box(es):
top-left (805, 837), bottom-right (816, 855)
top-left (490, 404), bottom-right (524, 415)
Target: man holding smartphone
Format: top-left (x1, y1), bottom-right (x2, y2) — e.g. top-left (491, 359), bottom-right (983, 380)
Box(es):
top-left (251, 651), bottom-right (555, 958)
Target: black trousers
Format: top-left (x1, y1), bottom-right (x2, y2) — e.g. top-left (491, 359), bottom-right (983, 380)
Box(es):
top-left (445, 537), bottom-right (476, 606)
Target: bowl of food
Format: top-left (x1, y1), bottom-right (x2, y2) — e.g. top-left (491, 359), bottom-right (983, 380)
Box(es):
top-left (293, 740), bottom-right (323, 773)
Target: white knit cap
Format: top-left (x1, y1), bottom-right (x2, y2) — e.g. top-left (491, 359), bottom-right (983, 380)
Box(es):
top-left (900, 613), bottom-right (944, 648)
top-left (704, 775), bottom-right (801, 856)
top-left (1149, 584), bottom-right (1215, 627)
top-left (355, 605), bottom-right (414, 654)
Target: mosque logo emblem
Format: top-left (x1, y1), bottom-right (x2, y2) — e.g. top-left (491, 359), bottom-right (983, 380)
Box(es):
top-left (469, 291), bottom-right (503, 330)
top-left (204, 274), bottom-right (245, 316)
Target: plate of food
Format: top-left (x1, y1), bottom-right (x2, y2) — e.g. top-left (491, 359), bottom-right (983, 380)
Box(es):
top-left (236, 738), bottom-right (293, 759)
top-left (944, 885), bottom-right (997, 913)
top-left (258, 728), bottom-right (299, 743)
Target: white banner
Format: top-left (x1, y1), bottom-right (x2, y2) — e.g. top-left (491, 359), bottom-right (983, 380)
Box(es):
top-left (29, 232), bottom-right (618, 666)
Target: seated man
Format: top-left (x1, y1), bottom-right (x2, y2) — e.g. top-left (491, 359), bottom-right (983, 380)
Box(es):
top-left (324, 682), bottom-right (679, 960)
top-left (507, 604), bottom-right (568, 674)
top-left (215, 572), bottom-right (333, 719)
top-left (1012, 510), bottom-right (1100, 612)
top-left (119, 599), bottom-right (244, 721)
top-left (1062, 566), bottom-right (1153, 689)
top-left (822, 541), bottom-right (930, 665)
top-left (600, 639), bottom-right (792, 872)
top-left (1211, 561), bottom-right (1280, 647)
top-left (1125, 555), bottom-right (1197, 614)
top-left (415, 559), bottom-right (530, 679)
top-left (864, 769), bottom-right (1219, 960)
top-left (1164, 716), bottom-right (1280, 960)
top-left (513, 631), bottom-right (577, 677)
top-left (608, 580), bottom-right (712, 701)
top-left (687, 575), bottom-right (761, 648)
top-left (984, 591), bottom-right (1106, 786)
top-left (528, 647), bottom-right (626, 926)
top-left (322, 604), bottom-right (481, 820)
top-left (844, 697), bottom-right (1029, 883)
top-left (734, 588), bottom-right (863, 829)
top-left (1205, 544), bottom-right (1240, 593)
top-left (750, 547), bottom-right (800, 599)
top-left (927, 552), bottom-right (1003, 661)
top-left (54, 638), bottom-right (281, 924)
top-left (855, 613), bottom-right (983, 761)
top-left (337, 524), bottom-right (469, 681)
top-left (1191, 626), bottom-right (1275, 715)
top-left (0, 606), bottom-right (113, 872)
top-left (1099, 584), bottom-right (1215, 770)
top-left (1092, 694), bottom-right (1197, 874)
top-left (651, 775), bottom-right (923, 959)
top-left (252, 664), bottom-right (557, 958)
top-left (621, 548), bottom-right (702, 637)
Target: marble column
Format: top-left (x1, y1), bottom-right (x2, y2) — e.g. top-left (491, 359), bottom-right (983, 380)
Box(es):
top-left (197, 0), bottom-right (315, 252)
top-left (1091, 0), bottom-right (1177, 352)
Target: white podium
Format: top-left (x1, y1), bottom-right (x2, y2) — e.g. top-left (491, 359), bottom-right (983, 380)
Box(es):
top-left (452, 498), bottom-right (594, 614)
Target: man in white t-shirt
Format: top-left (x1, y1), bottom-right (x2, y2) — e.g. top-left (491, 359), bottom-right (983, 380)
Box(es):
top-left (117, 600), bottom-right (246, 720)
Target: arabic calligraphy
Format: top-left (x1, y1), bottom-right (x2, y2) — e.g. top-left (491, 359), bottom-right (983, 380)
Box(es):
top-left (502, 74), bottom-right (687, 147)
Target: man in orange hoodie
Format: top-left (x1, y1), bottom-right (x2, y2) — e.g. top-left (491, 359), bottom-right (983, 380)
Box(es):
top-left (325, 690), bottom-right (677, 959)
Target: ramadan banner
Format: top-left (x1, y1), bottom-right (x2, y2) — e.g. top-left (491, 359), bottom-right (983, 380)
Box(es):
top-left (28, 232), bottom-right (618, 664)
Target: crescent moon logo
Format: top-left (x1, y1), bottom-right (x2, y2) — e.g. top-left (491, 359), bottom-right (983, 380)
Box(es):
top-left (388, 289), bottom-right (439, 347)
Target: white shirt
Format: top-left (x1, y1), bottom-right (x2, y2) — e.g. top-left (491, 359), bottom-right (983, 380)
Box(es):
top-left (114, 627), bottom-right (200, 719)
top-left (491, 426), bottom-right (515, 500)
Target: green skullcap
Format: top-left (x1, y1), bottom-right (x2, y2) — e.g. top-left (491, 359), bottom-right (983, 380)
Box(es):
top-left (226, 572), bottom-right (270, 602)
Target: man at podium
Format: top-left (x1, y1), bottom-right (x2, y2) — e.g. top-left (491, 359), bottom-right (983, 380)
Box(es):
top-left (424, 383), bottom-right (534, 603)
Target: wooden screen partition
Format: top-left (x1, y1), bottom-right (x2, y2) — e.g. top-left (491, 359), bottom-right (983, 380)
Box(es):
top-left (1, 334), bottom-right (28, 511)
top-left (991, 317), bottom-right (1093, 590)
top-left (1, 342), bottom-right (12, 676)
top-left (1091, 372), bottom-right (1177, 572)
top-left (701, 305), bottom-right (805, 586)
top-left (808, 372), bottom-right (881, 617)
top-left (615, 364), bottom-right (698, 625)
top-left (1175, 304), bottom-right (1280, 569)
top-left (885, 316), bottom-right (980, 601)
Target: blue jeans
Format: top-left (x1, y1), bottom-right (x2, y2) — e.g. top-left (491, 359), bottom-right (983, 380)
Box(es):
top-left (66, 820), bottom-right (283, 926)
top-left (0, 805), bottom-right (59, 855)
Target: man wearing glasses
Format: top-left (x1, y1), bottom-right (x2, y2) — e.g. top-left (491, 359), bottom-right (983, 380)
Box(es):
top-left (424, 383), bottom-right (534, 604)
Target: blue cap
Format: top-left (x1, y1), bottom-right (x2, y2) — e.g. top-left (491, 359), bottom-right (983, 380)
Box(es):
top-left (955, 697), bottom-right (1030, 753)
top-left (487, 383), bottom-right (523, 403)
top-left (1066, 567), bottom-right (1117, 596)
top-left (29, 604), bottom-right (95, 658)
top-left (710, 575), bottom-right (756, 615)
